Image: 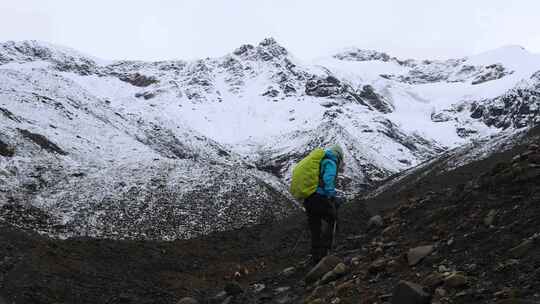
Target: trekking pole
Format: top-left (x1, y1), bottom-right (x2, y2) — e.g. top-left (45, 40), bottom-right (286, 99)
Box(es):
top-left (330, 221), bottom-right (337, 252)
top-left (330, 197), bottom-right (343, 252)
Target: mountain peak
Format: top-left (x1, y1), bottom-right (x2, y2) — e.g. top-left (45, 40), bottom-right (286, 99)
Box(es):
top-left (232, 37), bottom-right (288, 60)
top-left (259, 37), bottom-right (279, 47)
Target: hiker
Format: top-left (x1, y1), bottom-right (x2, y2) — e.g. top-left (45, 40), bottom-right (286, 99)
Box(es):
top-left (290, 144), bottom-right (344, 264)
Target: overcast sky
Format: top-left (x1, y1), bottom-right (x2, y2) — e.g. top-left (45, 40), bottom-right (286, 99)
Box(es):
top-left (1, 0), bottom-right (539, 61)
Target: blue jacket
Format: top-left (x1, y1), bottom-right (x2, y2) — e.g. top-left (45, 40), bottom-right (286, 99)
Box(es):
top-left (316, 149), bottom-right (339, 198)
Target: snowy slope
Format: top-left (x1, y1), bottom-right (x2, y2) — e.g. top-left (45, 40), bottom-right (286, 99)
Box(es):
top-left (0, 44), bottom-right (295, 239)
top-left (1, 38), bottom-right (539, 239)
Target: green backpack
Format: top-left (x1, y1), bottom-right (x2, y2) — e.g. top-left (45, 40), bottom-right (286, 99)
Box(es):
top-left (290, 148), bottom-right (326, 200)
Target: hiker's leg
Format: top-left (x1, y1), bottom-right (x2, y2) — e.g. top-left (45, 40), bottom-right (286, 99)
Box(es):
top-left (304, 197), bottom-right (323, 261)
top-left (321, 200), bottom-right (336, 254)
top-left (312, 195), bottom-right (333, 260)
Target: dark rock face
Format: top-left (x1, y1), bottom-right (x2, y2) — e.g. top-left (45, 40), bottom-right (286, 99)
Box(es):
top-left (17, 129), bottom-right (68, 155)
top-left (119, 73), bottom-right (159, 87)
top-left (394, 59), bottom-right (465, 84)
top-left (305, 76), bottom-right (372, 108)
top-left (430, 111), bottom-right (453, 122)
top-left (359, 85), bottom-right (394, 113)
top-left (0, 107), bottom-right (22, 123)
top-left (333, 48), bottom-right (392, 62)
top-left (456, 127), bottom-right (479, 138)
top-left (54, 60), bottom-right (98, 76)
top-left (262, 87), bottom-right (280, 97)
top-left (305, 76), bottom-right (345, 98)
top-left (233, 44), bottom-right (255, 56)
top-left (382, 58), bottom-right (513, 86)
top-left (0, 138), bottom-right (14, 157)
top-left (377, 119), bottom-right (446, 155)
top-left (471, 64), bottom-right (513, 85)
top-left (469, 88), bottom-right (540, 129)
top-left (257, 37), bottom-right (288, 59)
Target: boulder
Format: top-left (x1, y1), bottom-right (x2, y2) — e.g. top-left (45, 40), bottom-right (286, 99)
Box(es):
top-left (509, 240), bottom-right (533, 258)
top-left (305, 255), bottom-right (343, 284)
top-left (391, 281), bottom-right (431, 304)
top-left (407, 245), bottom-right (434, 266)
top-left (368, 258), bottom-right (386, 274)
top-left (444, 273), bottom-right (468, 288)
top-left (368, 215), bottom-right (384, 229)
top-left (320, 263), bottom-right (348, 284)
top-left (484, 209), bottom-right (497, 226)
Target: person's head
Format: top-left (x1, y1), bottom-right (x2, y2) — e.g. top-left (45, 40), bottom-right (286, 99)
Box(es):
top-left (329, 144), bottom-right (344, 171)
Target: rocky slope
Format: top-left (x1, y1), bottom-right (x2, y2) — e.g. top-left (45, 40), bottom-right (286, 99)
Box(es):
top-left (191, 126), bottom-right (540, 304)
top-left (1, 39), bottom-right (540, 240)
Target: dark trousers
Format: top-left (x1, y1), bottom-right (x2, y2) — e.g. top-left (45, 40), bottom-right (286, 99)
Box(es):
top-left (303, 193), bottom-right (336, 262)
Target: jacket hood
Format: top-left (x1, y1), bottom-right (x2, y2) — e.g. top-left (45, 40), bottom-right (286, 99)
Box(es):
top-left (325, 149), bottom-right (338, 162)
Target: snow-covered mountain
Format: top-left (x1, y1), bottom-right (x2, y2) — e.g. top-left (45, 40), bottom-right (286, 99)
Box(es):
top-left (1, 39), bottom-right (539, 239)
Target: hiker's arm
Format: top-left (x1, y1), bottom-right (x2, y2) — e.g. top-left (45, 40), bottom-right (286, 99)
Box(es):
top-left (321, 160), bottom-right (337, 197)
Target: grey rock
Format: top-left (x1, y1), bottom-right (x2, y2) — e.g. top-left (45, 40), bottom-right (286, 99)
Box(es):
top-left (177, 297), bottom-right (199, 304)
top-left (484, 209), bottom-right (497, 226)
top-left (391, 280), bottom-right (431, 304)
top-left (281, 267), bottom-right (296, 276)
top-left (368, 258), bottom-right (386, 274)
top-left (305, 255), bottom-right (343, 284)
top-left (119, 73), bottom-right (158, 87)
top-left (252, 283), bottom-right (266, 293)
top-left (444, 273), bottom-right (468, 288)
top-left (221, 296), bottom-right (233, 304)
top-left (368, 215), bottom-right (384, 229)
top-left (274, 286), bottom-right (291, 294)
top-left (320, 263), bottom-right (348, 284)
top-left (509, 239), bottom-right (534, 258)
top-left (407, 245), bottom-right (434, 266)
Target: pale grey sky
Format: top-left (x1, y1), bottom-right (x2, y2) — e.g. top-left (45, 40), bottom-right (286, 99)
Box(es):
top-left (1, 0), bottom-right (539, 61)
